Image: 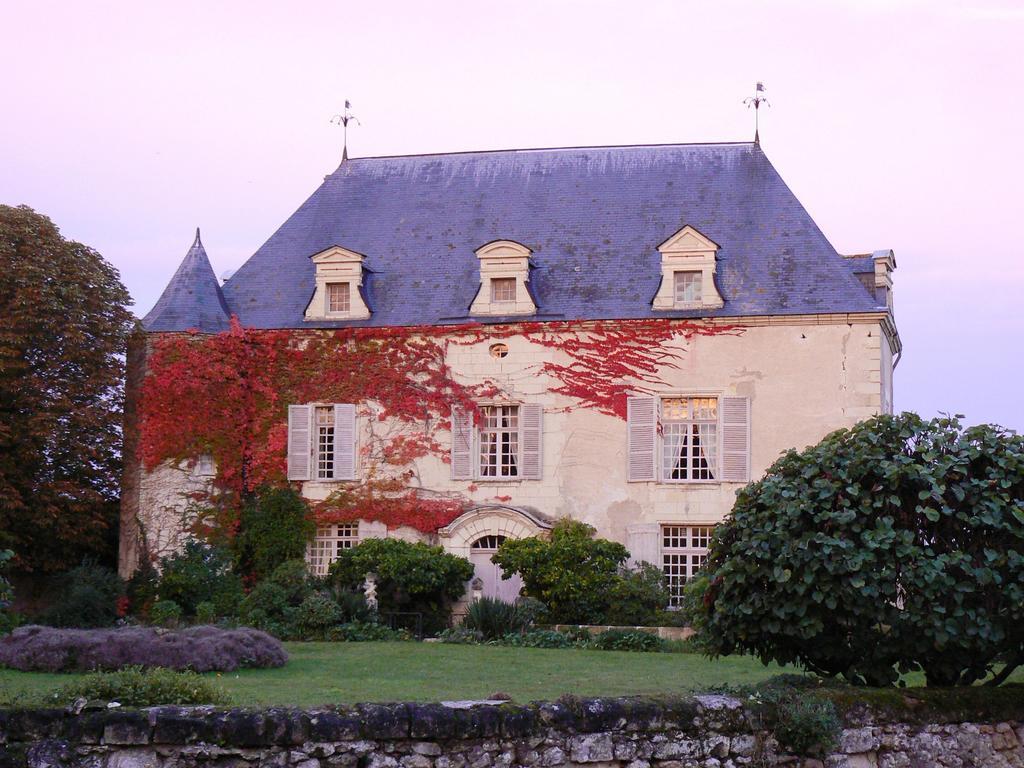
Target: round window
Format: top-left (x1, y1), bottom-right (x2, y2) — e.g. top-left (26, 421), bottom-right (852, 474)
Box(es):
top-left (489, 343), bottom-right (509, 359)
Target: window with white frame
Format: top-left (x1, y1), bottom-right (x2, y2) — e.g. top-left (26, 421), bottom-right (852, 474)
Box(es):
top-left (315, 406), bottom-right (335, 479)
top-left (194, 454), bottom-right (215, 477)
top-left (662, 525), bottom-right (714, 607)
top-left (662, 397), bottom-right (718, 482)
top-left (491, 277), bottom-right (516, 303)
top-left (326, 282), bottom-right (351, 314)
top-left (307, 523), bottom-right (360, 576)
top-left (673, 271), bottom-right (702, 305)
top-left (479, 405), bottom-right (520, 478)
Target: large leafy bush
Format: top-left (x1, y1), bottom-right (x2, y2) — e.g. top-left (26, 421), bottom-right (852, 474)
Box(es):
top-left (328, 538), bottom-right (474, 633)
top-left (233, 487), bottom-right (315, 581)
top-left (696, 413), bottom-right (1024, 686)
top-left (491, 520), bottom-right (630, 624)
top-left (157, 541), bottom-right (243, 618)
top-left (40, 562), bottom-right (124, 628)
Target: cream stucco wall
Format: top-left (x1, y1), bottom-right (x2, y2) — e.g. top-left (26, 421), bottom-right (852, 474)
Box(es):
top-left (125, 316), bottom-right (895, 572)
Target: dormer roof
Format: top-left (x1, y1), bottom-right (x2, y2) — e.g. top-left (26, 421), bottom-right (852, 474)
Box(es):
top-left (147, 142), bottom-right (884, 331)
top-left (143, 229), bottom-right (231, 333)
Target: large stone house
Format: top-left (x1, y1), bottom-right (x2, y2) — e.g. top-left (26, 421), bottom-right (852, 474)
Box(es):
top-left (120, 141), bottom-right (899, 607)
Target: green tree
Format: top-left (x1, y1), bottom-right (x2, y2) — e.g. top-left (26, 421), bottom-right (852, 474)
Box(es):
top-left (695, 413), bottom-right (1024, 686)
top-left (0, 206), bottom-right (134, 572)
top-left (492, 520), bottom-right (630, 624)
top-left (232, 487), bottom-right (316, 581)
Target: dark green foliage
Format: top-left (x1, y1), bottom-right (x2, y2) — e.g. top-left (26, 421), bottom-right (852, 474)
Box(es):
top-left (125, 558), bottom-right (159, 619)
top-left (237, 582), bottom-right (293, 637)
top-left (697, 413), bottom-right (1024, 687)
top-left (0, 550), bottom-right (14, 634)
top-left (233, 487), bottom-right (315, 581)
top-left (0, 206), bottom-right (135, 574)
top-left (749, 678), bottom-right (841, 757)
top-left (149, 600), bottom-right (183, 628)
top-left (328, 538), bottom-right (474, 633)
top-left (604, 564), bottom-right (672, 626)
top-left (157, 541), bottom-right (244, 618)
top-left (194, 601), bottom-right (217, 625)
top-left (492, 520), bottom-right (630, 624)
top-left (41, 562), bottom-right (123, 628)
top-left (326, 621), bottom-right (411, 642)
top-left (438, 626), bottom-right (485, 644)
top-left (52, 666), bottom-right (228, 706)
top-left (462, 597), bottom-right (531, 640)
top-left (497, 629), bottom-right (576, 648)
top-left (266, 559), bottom-right (317, 605)
top-left (334, 590), bottom-right (375, 623)
top-left (294, 593), bottom-right (344, 635)
top-left (588, 629), bottom-right (666, 652)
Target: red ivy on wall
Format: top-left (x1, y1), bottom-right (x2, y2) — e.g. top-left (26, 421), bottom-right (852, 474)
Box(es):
top-left (138, 317), bottom-right (738, 534)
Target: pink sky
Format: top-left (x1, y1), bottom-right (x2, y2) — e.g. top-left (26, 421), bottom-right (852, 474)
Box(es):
top-left (2, 0), bottom-right (1021, 430)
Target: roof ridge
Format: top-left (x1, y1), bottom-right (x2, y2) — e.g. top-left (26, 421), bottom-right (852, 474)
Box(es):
top-left (339, 140), bottom-right (758, 164)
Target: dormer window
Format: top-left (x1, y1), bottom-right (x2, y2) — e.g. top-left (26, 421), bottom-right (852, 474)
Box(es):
top-left (673, 271), bottom-right (702, 305)
top-left (652, 226), bottom-right (725, 311)
top-left (470, 240), bottom-right (537, 316)
top-left (326, 282), bottom-right (351, 314)
top-left (491, 277), bottom-right (516, 303)
top-left (304, 246), bottom-right (371, 321)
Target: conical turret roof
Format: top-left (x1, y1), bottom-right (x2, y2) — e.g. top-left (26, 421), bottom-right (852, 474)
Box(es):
top-left (143, 229), bottom-right (231, 333)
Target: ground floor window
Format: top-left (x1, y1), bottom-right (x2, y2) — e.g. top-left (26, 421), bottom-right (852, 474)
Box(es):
top-left (662, 524), bottom-right (714, 607)
top-left (307, 522), bottom-right (360, 576)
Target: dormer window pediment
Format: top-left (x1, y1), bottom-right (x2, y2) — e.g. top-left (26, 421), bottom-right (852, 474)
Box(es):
top-left (470, 240), bottom-right (537, 316)
top-left (652, 225), bottom-right (725, 311)
top-left (305, 245), bottom-right (372, 321)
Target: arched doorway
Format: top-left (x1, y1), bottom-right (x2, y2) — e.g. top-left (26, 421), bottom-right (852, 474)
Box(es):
top-left (469, 534), bottom-right (523, 602)
top-left (438, 505), bottom-right (552, 606)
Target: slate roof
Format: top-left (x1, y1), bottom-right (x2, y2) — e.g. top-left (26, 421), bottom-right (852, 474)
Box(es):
top-left (145, 142), bottom-right (886, 332)
top-left (143, 230), bottom-right (231, 332)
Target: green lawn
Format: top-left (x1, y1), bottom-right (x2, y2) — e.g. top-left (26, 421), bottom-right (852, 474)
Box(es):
top-left (0, 642), bottom-right (791, 707)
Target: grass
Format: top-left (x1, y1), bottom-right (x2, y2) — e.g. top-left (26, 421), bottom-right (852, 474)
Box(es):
top-left (0, 641), bottom-right (789, 707)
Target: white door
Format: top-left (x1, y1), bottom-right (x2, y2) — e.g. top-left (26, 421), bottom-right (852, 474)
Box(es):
top-left (469, 535), bottom-right (523, 602)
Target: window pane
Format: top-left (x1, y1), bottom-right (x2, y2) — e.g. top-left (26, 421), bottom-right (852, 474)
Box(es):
top-left (478, 405), bottom-right (520, 477)
top-left (674, 271), bottom-right (702, 304)
top-left (491, 278), bottom-right (516, 302)
top-left (326, 283), bottom-right (351, 313)
top-left (306, 522), bottom-right (360, 576)
top-left (661, 396), bottom-right (718, 481)
top-left (316, 406), bottom-right (335, 479)
top-left (662, 525), bottom-right (715, 607)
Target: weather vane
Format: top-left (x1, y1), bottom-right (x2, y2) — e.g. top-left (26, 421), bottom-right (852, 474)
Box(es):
top-left (743, 82), bottom-right (770, 144)
top-left (330, 100), bottom-right (360, 161)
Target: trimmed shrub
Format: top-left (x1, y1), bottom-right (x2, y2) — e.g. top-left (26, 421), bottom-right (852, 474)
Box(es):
top-left (0, 624), bottom-right (287, 672)
top-left (462, 597), bottom-right (531, 640)
top-left (52, 666), bottom-right (228, 706)
top-left (697, 413), bottom-right (1024, 687)
top-left (233, 487), bottom-right (315, 581)
top-left (157, 541), bottom-right (244, 618)
top-left (149, 600), bottom-right (183, 628)
top-left (40, 562), bottom-right (124, 628)
top-left (492, 520), bottom-right (630, 624)
top-left (294, 593), bottom-right (344, 636)
top-left (329, 538), bottom-right (474, 634)
top-left (237, 582), bottom-right (293, 637)
top-left (588, 629), bottom-right (666, 652)
top-left (499, 629), bottom-right (576, 649)
top-left (194, 601), bottom-right (217, 625)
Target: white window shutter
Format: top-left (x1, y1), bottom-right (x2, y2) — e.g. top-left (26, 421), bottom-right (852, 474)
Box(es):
top-left (334, 404), bottom-right (357, 480)
top-left (721, 396), bottom-right (751, 483)
top-left (520, 403), bottom-right (543, 480)
top-left (287, 405), bottom-right (312, 481)
top-left (450, 406), bottom-right (474, 480)
top-left (627, 396), bottom-right (658, 482)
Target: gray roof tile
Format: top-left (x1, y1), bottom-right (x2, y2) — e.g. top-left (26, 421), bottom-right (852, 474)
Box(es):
top-left (148, 142), bottom-right (884, 331)
top-left (143, 230), bottom-right (231, 333)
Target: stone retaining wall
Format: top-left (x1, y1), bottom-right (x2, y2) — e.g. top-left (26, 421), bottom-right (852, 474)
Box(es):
top-left (2, 696), bottom-right (1022, 768)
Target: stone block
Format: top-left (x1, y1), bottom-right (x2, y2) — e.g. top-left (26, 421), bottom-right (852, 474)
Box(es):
top-left (839, 728), bottom-right (878, 755)
top-left (308, 711), bottom-right (362, 743)
top-left (540, 747), bottom-right (565, 766)
top-left (102, 711), bottom-right (152, 746)
top-left (357, 705), bottom-right (410, 740)
top-left (106, 748), bottom-right (162, 768)
top-left (150, 707), bottom-right (217, 745)
top-left (568, 733), bottom-right (614, 763)
top-left (400, 754), bottom-right (433, 768)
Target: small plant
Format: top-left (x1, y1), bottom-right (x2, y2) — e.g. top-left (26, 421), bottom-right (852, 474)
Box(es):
top-left (294, 593), bottom-right (344, 636)
top-left (53, 666), bottom-right (228, 706)
top-left (149, 599), bottom-right (183, 627)
top-left (587, 629), bottom-right (666, 652)
top-left (463, 597), bottom-right (531, 640)
top-left (194, 601), bottom-right (217, 625)
top-left (438, 626), bottom-right (484, 644)
top-left (327, 621), bottom-right (411, 642)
